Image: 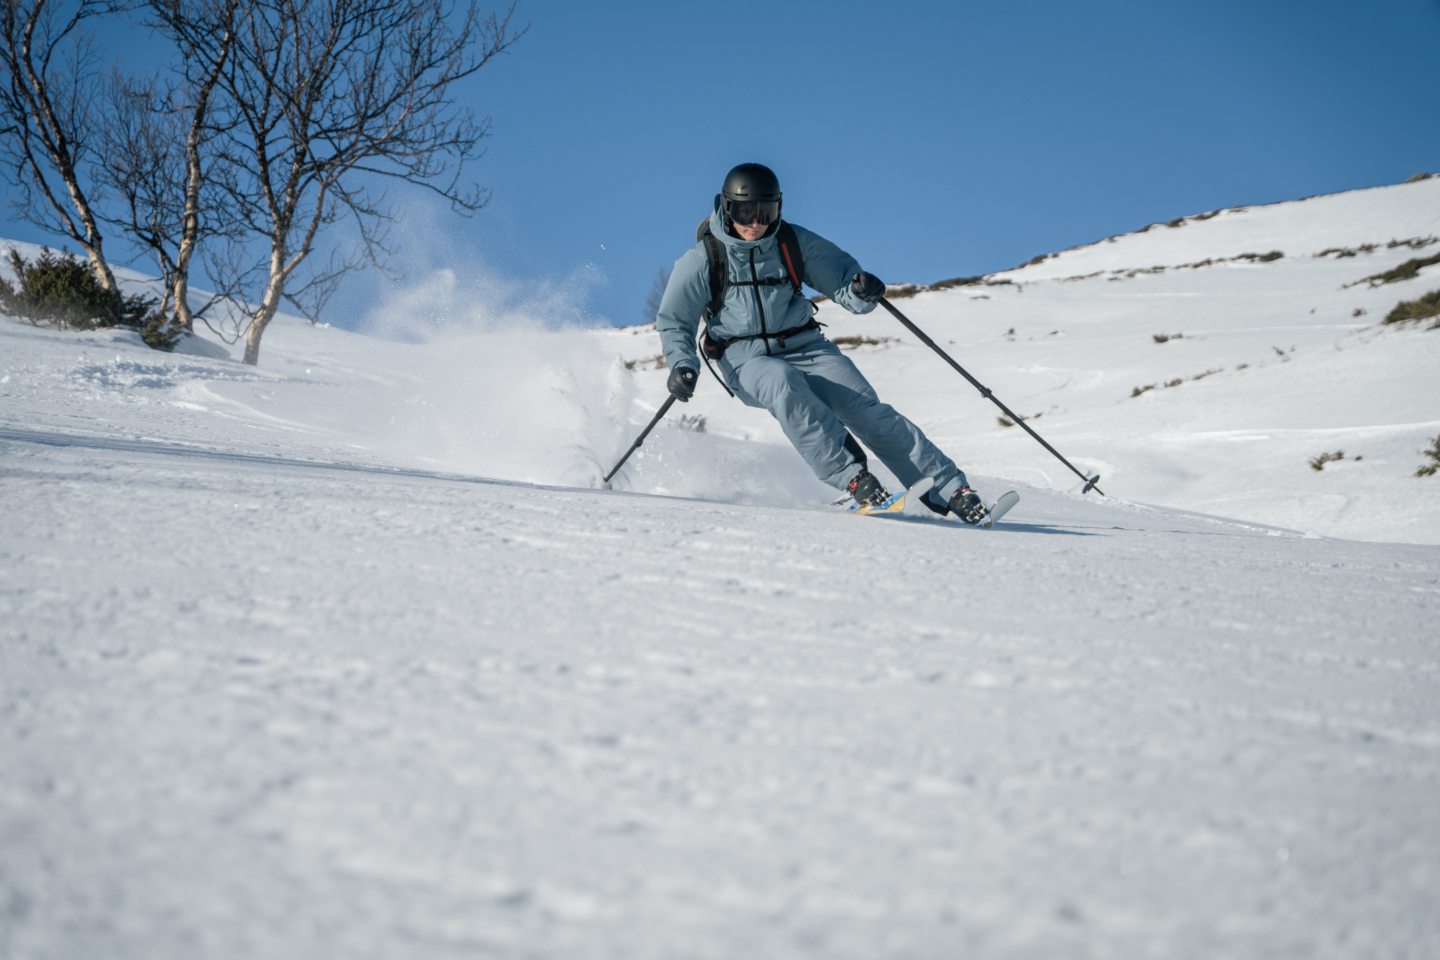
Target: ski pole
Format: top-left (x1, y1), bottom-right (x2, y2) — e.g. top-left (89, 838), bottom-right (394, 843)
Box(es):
top-left (601, 395), bottom-right (678, 489)
top-left (877, 296), bottom-right (1104, 496)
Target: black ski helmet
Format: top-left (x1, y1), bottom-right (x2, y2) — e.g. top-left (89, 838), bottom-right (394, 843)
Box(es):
top-left (722, 162), bottom-right (781, 203)
top-left (717, 162), bottom-right (782, 227)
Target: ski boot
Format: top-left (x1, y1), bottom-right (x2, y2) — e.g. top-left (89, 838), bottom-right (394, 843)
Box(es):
top-left (947, 486), bottom-right (988, 525)
top-left (846, 468), bottom-right (891, 509)
top-left (921, 483), bottom-right (988, 524)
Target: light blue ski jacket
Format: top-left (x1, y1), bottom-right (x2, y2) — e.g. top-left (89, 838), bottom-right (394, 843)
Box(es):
top-left (655, 209), bottom-right (878, 373)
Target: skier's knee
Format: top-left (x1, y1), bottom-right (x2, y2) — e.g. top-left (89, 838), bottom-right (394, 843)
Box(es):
top-left (743, 361), bottom-right (805, 407)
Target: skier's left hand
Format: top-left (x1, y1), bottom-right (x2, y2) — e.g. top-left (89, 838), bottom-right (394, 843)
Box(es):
top-left (851, 272), bottom-right (885, 303)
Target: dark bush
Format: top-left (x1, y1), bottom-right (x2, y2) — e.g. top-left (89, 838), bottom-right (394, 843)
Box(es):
top-left (1383, 289), bottom-right (1440, 329)
top-left (0, 247), bottom-right (157, 331)
top-left (1417, 436), bottom-right (1440, 477)
top-left (928, 275), bottom-right (987, 290)
top-left (141, 313), bottom-right (183, 351)
top-left (832, 335), bottom-right (896, 350)
top-left (1358, 252), bottom-right (1440, 287)
top-left (625, 353), bottom-right (668, 371)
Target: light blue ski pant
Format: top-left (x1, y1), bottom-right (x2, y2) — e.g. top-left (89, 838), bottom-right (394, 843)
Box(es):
top-left (718, 329), bottom-right (968, 499)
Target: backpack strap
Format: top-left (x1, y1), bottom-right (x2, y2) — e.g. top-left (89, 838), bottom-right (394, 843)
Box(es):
top-left (694, 218), bottom-right (734, 396)
top-left (696, 218), bottom-right (727, 322)
top-left (775, 222), bottom-right (805, 294)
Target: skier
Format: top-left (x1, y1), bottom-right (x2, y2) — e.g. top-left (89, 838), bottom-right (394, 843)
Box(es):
top-left (655, 162), bottom-right (988, 522)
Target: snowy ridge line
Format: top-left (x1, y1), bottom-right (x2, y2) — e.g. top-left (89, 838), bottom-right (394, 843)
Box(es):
top-left (979, 180), bottom-right (1440, 293)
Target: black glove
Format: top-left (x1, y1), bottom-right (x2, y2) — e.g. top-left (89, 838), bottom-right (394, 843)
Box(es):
top-left (851, 271), bottom-right (885, 303)
top-left (667, 365), bottom-right (698, 402)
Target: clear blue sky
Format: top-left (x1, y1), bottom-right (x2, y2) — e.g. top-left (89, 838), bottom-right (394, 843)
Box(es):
top-left (7, 0), bottom-right (1440, 329)
top-left (388, 0), bottom-right (1440, 327)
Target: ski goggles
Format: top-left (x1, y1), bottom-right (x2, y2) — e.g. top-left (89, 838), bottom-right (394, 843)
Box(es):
top-left (725, 198), bottom-right (781, 226)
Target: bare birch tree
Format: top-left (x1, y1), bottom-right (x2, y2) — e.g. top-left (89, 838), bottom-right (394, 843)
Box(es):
top-left (0, 0), bottom-right (126, 292)
top-left (213, 0), bottom-right (525, 365)
top-left (95, 0), bottom-right (243, 334)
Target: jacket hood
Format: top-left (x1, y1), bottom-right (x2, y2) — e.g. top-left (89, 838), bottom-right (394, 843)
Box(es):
top-left (708, 208), bottom-right (781, 252)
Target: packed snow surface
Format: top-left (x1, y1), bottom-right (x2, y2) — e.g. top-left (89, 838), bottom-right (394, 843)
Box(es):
top-left (2, 178), bottom-right (1439, 958)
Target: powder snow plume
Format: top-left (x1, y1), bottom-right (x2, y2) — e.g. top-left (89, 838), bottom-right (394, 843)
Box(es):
top-left (349, 263), bottom-right (637, 488)
top-left (345, 271), bottom-right (826, 503)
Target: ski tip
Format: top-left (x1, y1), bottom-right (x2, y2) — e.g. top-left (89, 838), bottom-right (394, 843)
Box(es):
top-left (978, 490), bottom-right (1021, 527)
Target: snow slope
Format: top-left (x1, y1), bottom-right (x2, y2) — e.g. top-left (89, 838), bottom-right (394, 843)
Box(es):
top-left (2, 178), bottom-right (1440, 959)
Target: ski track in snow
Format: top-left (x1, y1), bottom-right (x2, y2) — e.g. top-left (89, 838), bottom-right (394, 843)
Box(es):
top-left (3, 425), bottom-right (1439, 959)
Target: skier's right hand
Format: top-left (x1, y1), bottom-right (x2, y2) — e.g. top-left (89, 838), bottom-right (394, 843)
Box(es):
top-left (667, 366), bottom-right (698, 402)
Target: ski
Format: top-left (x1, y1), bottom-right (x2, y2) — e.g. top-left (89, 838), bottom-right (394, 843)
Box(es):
top-left (849, 476), bottom-right (935, 517)
top-left (977, 490), bottom-right (1020, 528)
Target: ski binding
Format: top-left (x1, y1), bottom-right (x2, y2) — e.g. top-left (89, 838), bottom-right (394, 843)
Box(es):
top-left (850, 476), bottom-right (935, 516)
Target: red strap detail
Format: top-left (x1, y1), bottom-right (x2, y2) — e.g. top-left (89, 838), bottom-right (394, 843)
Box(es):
top-left (779, 241), bottom-right (801, 292)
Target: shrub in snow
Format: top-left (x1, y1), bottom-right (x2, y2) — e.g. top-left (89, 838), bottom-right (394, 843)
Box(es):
top-left (1418, 436), bottom-right (1440, 478)
top-left (1310, 450), bottom-right (1346, 471)
top-left (1, 248), bottom-right (156, 332)
top-left (1383, 290), bottom-right (1440, 330)
top-left (624, 354), bottom-right (667, 371)
top-left (140, 313), bottom-right (183, 352)
top-left (1358, 252), bottom-right (1440, 287)
top-left (832, 335), bottom-right (897, 350)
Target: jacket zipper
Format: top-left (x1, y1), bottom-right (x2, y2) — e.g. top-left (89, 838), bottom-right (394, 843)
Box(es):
top-left (747, 247), bottom-right (771, 355)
